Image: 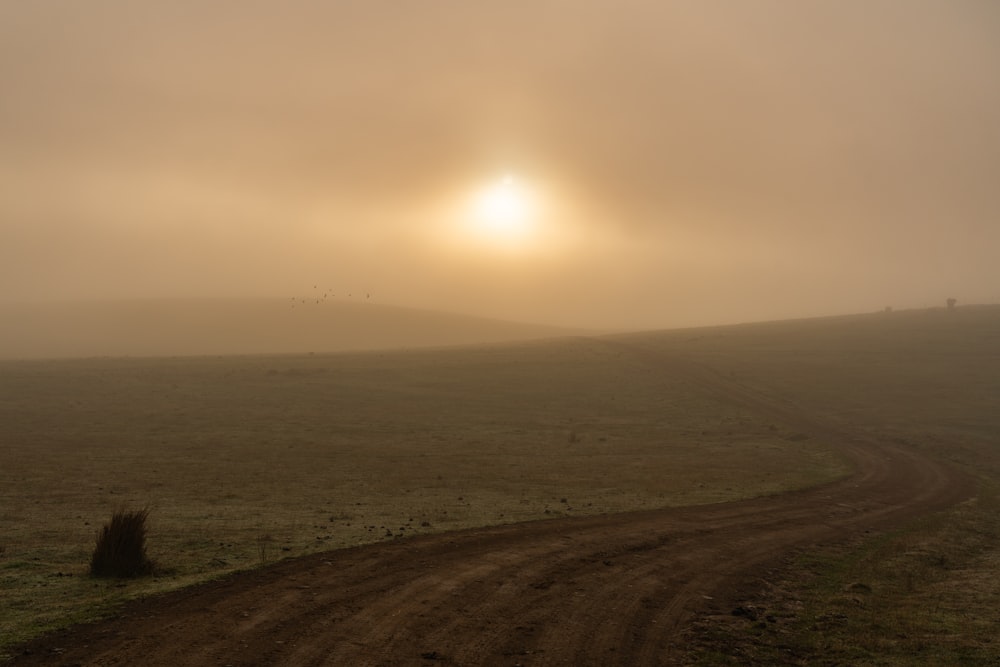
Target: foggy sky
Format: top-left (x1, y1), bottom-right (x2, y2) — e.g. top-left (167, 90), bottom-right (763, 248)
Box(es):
top-left (2, 1), bottom-right (998, 329)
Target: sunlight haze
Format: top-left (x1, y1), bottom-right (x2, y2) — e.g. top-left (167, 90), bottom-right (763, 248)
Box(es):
top-left (2, 0), bottom-right (998, 332)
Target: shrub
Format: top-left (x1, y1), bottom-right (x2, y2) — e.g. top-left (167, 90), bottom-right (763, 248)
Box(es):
top-left (256, 533), bottom-right (274, 567)
top-left (89, 507), bottom-right (155, 578)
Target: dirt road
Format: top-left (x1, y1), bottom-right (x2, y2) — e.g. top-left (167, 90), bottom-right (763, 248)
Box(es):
top-left (10, 343), bottom-right (972, 666)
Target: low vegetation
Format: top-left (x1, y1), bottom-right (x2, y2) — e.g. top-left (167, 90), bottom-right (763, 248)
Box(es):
top-left (0, 336), bottom-right (846, 656)
top-left (89, 508), bottom-right (155, 579)
top-left (671, 305), bottom-right (1000, 665)
top-left (687, 483), bottom-right (1000, 665)
top-left (2, 305), bottom-right (998, 661)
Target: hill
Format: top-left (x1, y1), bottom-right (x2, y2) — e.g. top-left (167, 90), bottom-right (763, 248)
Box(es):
top-left (0, 298), bottom-right (591, 359)
top-left (3, 304), bottom-right (998, 663)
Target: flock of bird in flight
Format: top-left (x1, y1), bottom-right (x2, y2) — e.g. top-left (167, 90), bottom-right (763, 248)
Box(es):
top-left (290, 285), bottom-right (371, 308)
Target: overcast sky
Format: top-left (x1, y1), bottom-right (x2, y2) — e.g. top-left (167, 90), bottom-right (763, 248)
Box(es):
top-left (2, 1), bottom-right (998, 329)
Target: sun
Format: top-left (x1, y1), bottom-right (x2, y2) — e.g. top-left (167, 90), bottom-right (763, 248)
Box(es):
top-left (432, 172), bottom-right (557, 256)
top-left (469, 175), bottom-right (537, 245)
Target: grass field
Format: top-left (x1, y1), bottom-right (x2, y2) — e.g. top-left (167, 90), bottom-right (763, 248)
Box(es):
top-left (0, 335), bottom-right (846, 654)
top-left (660, 305), bottom-right (1000, 664)
top-left (2, 305), bottom-right (998, 662)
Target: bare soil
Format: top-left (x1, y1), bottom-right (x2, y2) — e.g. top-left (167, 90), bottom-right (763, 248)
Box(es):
top-left (7, 340), bottom-right (972, 666)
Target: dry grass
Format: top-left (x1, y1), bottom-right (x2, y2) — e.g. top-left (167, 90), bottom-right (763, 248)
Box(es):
top-left (689, 485), bottom-right (1000, 666)
top-left (0, 335), bottom-right (848, 654)
top-left (803, 492), bottom-right (1000, 664)
top-left (4, 306), bottom-right (998, 661)
top-left (671, 305), bottom-right (1000, 665)
top-left (89, 508), bottom-right (154, 579)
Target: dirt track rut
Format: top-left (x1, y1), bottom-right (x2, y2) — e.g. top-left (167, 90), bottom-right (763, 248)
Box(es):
top-left (10, 342), bottom-right (972, 666)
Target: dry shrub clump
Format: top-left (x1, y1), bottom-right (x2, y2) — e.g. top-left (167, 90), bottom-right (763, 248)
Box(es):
top-left (89, 507), bottom-right (155, 578)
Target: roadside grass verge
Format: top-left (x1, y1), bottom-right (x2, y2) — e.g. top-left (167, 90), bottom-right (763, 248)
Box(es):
top-left (688, 479), bottom-right (1000, 665)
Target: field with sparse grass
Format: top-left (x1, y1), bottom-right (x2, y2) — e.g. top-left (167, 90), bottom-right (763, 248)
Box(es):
top-left (664, 305), bottom-right (1000, 665)
top-left (2, 305), bottom-right (998, 663)
top-left (0, 335), bottom-right (847, 655)
top-left (685, 485), bottom-right (1000, 666)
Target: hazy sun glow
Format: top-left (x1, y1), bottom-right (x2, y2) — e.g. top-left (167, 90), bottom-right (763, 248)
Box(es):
top-left (428, 171), bottom-right (576, 261)
top-left (469, 175), bottom-right (538, 246)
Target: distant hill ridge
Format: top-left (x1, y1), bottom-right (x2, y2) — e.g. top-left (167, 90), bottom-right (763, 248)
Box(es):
top-left (0, 298), bottom-right (592, 359)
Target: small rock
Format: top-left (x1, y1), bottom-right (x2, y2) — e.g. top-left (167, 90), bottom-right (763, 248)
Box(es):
top-left (731, 606), bottom-right (759, 621)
